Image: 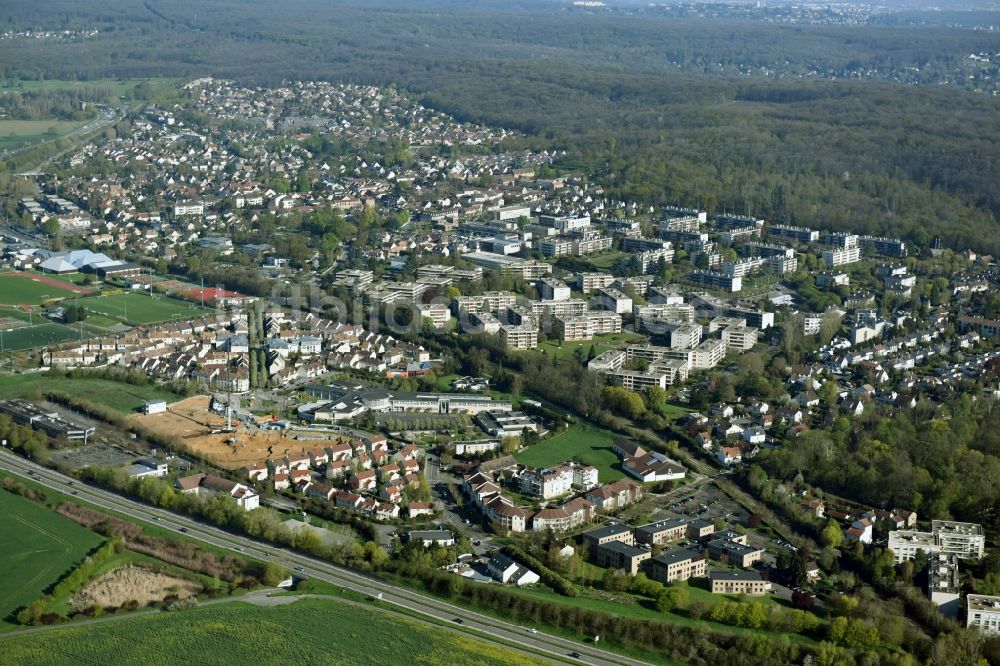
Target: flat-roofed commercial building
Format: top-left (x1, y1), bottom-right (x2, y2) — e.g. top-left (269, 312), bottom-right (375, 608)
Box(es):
top-left (0, 399), bottom-right (95, 443)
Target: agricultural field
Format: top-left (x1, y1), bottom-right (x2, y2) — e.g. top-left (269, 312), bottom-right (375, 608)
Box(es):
top-left (0, 323), bottom-right (80, 351)
top-left (0, 272), bottom-right (87, 305)
top-left (0, 373), bottom-right (179, 413)
top-left (0, 489), bottom-right (104, 631)
top-left (0, 77), bottom-right (179, 97)
top-left (0, 597), bottom-right (541, 665)
top-left (0, 119), bottom-right (90, 152)
top-left (81, 292), bottom-right (214, 325)
top-left (515, 423), bottom-right (624, 482)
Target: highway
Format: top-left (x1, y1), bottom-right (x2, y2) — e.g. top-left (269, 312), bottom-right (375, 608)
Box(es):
top-left (0, 450), bottom-right (653, 666)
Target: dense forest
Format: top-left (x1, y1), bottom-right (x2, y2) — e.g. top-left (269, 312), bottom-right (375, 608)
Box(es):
top-left (2, 0), bottom-right (1000, 251)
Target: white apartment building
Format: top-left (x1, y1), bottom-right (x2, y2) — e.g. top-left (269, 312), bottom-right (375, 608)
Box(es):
top-left (888, 521), bottom-right (985, 564)
top-left (608, 370), bottom-right (668, 391)
top-left (722, 324), bottom-right (758, 353)
top-left (537, 278), bottom-right (572, 301)
top-left (500, 324), bottom-right (538, 350)
top-left (692, 339), bottom-right (727, 369)
top-left (576, 272), bottom-right (616, 293)
top-left (933, 520), bottom-right (986, 559)
top-left (417, 303), bottom-right (452, 329)
top-left (594, 288), bottom-right (633, 314)
top-left (553, 312), bottom-right (622, 341)
top-left (822, 246), bottom-right (862, 267)
top-left (968, 595), bottom-right (1000, 635)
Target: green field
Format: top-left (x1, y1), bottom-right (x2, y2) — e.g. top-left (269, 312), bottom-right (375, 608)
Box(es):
top-left (0, 274), bottom-right (83, 306)
top-left (0, 374), bottom-right (179, 412)
top-left (0, 119), bottom-right (90, 152)
top-left (515, 423), bottom-right (624, 482)
top-left (0, 324), bottom-right (80, 351)
top-left (81, 293), bottom-right (214, 325)
top-left (0, 489), bottom-right (105, 630)
top-left (535, 332), bottom-right (646, 361)
top-left (1, 77), bottom-right (179, 97)
top-left (587, 252), bottom-right (629, 270)
top-left (0, 597), bottom-right (540, 665)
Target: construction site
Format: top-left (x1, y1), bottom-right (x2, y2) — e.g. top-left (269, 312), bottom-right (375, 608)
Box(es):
top-left (131, 395), bottom-right (346, 470)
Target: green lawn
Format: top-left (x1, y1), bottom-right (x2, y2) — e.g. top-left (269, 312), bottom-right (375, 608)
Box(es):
top-left (662, 402), bottom-right (691, 422)
top-left (0, 273), bottom-right (82, 305)
top-left (0, 373), bottom-right (179, 412)
top-left (0, 324), bottom-right (80, 351)
top-left (0, 597), bottom-right (541, 665)
top-left (535, 332), bottom-right (646, 361)
top-left (0, 489), bottom-right (105, 630)
top-left (509, 582), bottom-right (814, 645)
top-left (588, 252), bottom-right (629, 270)
top-left (81, 293), bottom-right (214, 325)
top-left (515, 423), bottom-right (624, 482)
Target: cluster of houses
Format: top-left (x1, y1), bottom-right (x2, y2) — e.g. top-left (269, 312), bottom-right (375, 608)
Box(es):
top-left (581, 518), bottom-right (771, 596)
top-left (243, 432), bottom-right (430, 521)
top-left (462, 463), bottom-right (644, 534)
top-left (41, 309), bottom-right (437, 392)
top-left (31, 78), bottom-right (556, 264)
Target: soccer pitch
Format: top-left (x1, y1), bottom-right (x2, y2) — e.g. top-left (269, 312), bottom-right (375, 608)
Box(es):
top-left (82, 293), bottom-right (215, 325)
top-left (0, 273), bottom-right (82, 305)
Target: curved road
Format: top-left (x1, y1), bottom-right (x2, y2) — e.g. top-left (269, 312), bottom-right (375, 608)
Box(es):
top-left (0, 451), bottom-right (652, 666)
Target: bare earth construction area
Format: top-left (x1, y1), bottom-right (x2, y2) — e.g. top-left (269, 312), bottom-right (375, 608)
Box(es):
top-left (133, 396), bottom-right (342, 470)
top-left (71, 566), bottom-right (200, 611)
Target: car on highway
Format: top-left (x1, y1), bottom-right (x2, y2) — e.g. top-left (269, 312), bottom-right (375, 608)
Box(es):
top-left (71, 491), bottom-right (79, 496)
top-left (452, 618), bottom-right (464, 624)
top-left (234, 547), bottom-right (244, 552)
top-left (569, 652), bottom-right (582, 659)
top-left (294, 566), bottom-right (304, 572)
top-left (526, 628), bottom-right (538, 634)
top-left (179, 527), bottom-right (189, 533)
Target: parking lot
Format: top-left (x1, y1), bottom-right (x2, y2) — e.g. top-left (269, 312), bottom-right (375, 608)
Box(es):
top-left (629, 479), bottom-right (793, 565)
top-left (49, 441), bottom-right (139, 470)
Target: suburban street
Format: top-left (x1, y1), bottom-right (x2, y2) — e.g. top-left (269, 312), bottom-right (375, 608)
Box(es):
top-left (0, 450), bottom-right (651, 666)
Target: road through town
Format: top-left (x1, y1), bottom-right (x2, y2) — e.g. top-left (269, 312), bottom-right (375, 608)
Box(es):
top-left (0, 450), bottom-right (653, 666)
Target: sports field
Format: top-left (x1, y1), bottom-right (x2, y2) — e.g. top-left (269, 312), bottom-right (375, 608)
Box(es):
top-left (0, 323), bottom-right (80, 351)
top-left (0, 597), bottom-right (540, 665)
top-left (0, 489), bottom-right (104, 630)
top-left (0, 273), bottom-right (84, 305)
top-left (515, 423), bottom-right (624, 482)
top-left (82, 293), bottom-right (214, 325)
